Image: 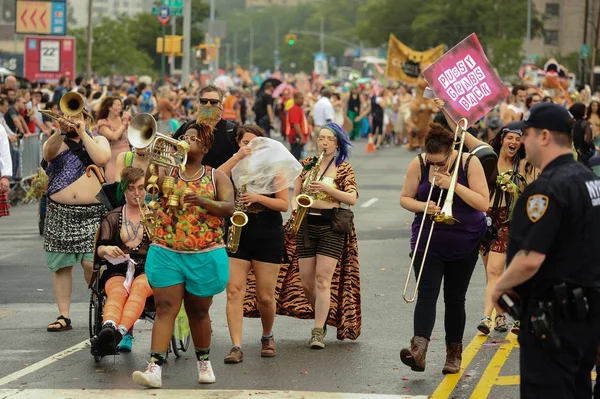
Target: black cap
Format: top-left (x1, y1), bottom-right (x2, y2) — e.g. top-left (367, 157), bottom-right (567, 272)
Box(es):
top-left (511, 102), bottom-right (573, 134)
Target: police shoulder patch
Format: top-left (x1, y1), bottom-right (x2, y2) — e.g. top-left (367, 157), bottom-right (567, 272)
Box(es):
top-left (526, 194), bottom-right (549, 223)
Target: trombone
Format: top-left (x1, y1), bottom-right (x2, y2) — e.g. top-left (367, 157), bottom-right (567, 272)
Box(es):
top-left (39, 92), bottom-right (93, 129)
top-left (402, 118), bottom-right (469, 303)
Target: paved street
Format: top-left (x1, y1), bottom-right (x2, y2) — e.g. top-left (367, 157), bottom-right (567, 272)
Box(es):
top-left (0, 139), bottom-right (548, 398)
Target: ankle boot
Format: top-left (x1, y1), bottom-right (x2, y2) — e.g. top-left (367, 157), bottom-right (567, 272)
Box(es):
top-left (442, 343), bottom-right (462, 374)
top-left (400, 336), bottom-right (429, 372)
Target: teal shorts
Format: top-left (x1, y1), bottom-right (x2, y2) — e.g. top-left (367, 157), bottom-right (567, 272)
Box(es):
top-left (47, 252), bottom-right (94, 273)
top-left (145, 246), bottom-right (229, 297)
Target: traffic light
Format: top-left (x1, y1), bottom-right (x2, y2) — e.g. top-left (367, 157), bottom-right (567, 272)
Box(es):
top-left (156, 36), bottom-right (184, 56)
top-left (285, 33), bottom-right (297, 46)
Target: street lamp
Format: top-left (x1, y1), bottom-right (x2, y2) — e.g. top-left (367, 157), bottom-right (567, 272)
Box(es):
top-left (232, 12), bottom-right (254, 71)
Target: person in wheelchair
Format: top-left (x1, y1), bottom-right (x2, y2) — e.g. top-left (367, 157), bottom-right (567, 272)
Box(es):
top-left (90, 166), bottom-right (152, 356)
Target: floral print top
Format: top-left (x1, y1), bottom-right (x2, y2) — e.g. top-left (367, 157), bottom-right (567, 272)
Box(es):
top-left (153, 166), bottom-right (225, 252)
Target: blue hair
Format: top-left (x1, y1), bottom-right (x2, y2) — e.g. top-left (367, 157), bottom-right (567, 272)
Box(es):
top-left (322, 122), bottom-right (353, 166)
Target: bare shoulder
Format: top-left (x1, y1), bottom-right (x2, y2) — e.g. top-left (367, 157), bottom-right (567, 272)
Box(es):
top-left (94, 135), bottom-right (110, 146)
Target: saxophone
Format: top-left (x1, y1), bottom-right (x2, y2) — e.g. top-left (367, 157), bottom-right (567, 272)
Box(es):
top-left (137, 198), bottom-right (158, 240)
top-left (287, 150), bottom-right (325, 236)
top-left (226, 184), bottom-right (249, 254)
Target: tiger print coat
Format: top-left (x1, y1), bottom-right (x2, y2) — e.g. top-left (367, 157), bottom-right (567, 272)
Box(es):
top-left (243, 158), bottom-right (362, 340)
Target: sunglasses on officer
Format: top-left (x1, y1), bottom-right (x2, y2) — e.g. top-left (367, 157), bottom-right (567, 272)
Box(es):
top-left (199, 98), bottom-right (221, 106)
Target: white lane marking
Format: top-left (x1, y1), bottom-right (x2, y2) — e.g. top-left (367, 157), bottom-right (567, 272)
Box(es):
top-left (361, 197), bottom-right (379, 208)
top-left (0, 389), bottom-right (428, 398)
top-left (0, 319), bottom-right (146, 387)
top-left (0, 249), bottom-right (26, 261)
top-left (0, 339), bottom-right (89, 387)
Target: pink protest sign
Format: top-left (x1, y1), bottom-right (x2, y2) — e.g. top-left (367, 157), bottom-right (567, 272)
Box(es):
top-left (422, 33), bottom-right (509, 126)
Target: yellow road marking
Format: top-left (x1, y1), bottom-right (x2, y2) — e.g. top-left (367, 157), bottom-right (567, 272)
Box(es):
top-left (470, 333), bottom-right (518, 399)
top-left (430, 334), bottom-right (487, 399)
top-left (495, 372), bottom-right (596, 386)
top-left (494, 375), bottom-right (520, 386)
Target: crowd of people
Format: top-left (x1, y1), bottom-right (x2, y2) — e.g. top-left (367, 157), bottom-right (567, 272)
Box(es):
top-left (0, 66), bottom-right (598, 397)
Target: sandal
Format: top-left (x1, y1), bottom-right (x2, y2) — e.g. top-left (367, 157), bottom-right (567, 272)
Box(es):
top-left (47, 315), bottom-right (72, 332)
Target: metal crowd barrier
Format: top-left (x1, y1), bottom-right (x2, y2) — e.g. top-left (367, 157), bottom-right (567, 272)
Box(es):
top-left (9, 133), bottom-right (46, 202)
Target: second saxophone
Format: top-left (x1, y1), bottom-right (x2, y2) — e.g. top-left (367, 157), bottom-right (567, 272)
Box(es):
top-left (287, 150), bottom-right (325, 236)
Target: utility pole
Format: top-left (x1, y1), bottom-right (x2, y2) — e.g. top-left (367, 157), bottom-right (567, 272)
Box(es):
top-left (181, 0), bottom-right (191, 84)
top-left (249, 24), bottom-right (254, 71)
top-left (525, 0), bottom-right (531, 62)
top-left (274, 21), bottom-right (279, 71)
top-left (225, 43), bottom-right (231, 73)
top-left (320, 16), bottom-right (325, 54)
top-left (85, 0), bottom-right (94, 79)
top-left (233, 32), bottom-right (238, 68)
top-left (583, 0), bottom-right (590, 85)
top-left (170, 16), bottom-right (176, 77)
top-left (590, 5), bottom-right (600, 88)
top-left (209, 0), bottom-right (217, 79)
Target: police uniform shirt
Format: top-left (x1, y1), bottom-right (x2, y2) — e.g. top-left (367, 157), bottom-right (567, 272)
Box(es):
top-left (507, 154), bottom-right (600, 299)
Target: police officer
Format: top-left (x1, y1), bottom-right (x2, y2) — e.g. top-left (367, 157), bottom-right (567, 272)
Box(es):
top-left (491, 102), bottom-right (600, 399)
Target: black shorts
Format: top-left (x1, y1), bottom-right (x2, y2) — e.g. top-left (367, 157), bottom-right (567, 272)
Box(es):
top-left (296, 214), bottom-right (345, 260)
top-left (227, 211), bottom-right (284, 264)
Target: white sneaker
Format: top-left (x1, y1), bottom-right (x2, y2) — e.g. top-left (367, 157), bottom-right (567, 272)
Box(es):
top-left (132, 362), bottom-right (162, 388)
top-left (197, 358), bottom-right (216, 384)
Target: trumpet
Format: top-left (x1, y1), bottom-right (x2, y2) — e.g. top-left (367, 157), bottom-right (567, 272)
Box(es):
top-left (226, 184), bottom-right (249, 254)
top-left (402, 118), bottom-right (468, 303)
top-left (287, 150), bottom-right (325, 236)
top-left (128, 113), bottom-right (190, 173)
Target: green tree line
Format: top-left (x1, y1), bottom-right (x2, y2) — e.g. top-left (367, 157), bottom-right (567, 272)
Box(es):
top-left (69, 0), bottom-right (547, 79)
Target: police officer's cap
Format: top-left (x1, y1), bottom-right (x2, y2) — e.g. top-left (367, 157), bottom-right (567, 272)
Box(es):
top-left (511, 102), bottom-right (572, 135)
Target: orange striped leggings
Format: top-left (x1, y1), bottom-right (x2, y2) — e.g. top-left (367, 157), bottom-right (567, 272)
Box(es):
top-left (103, 274), bottom-right (153, 330)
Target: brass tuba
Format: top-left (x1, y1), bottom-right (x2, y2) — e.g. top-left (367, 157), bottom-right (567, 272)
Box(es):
top-left (287, 150), bottom-right (325, 236)
top-left (402, 119), bottom-right (468, 303)
top-left (128, 113), bottom-right (190, 173)
top-left (226, 184), bottom-right (249, 254)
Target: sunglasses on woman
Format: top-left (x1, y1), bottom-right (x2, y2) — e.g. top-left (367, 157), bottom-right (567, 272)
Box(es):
top-left (199, 98), bottom-right (221, 106)
top-left (425, 153), bottom-right (450, 167)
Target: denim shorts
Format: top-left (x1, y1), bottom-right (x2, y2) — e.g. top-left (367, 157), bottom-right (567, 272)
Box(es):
top-left (145, 245), bottom-right (229, 297)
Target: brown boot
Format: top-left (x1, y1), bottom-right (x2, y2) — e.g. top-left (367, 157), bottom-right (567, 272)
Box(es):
top-left (442, 343), bottom-right (462, 374)
top-left (400, 336), bottom-right (429, 372)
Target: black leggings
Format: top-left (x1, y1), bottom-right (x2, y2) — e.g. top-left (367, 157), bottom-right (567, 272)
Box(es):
top-left (411, 247), bottom-right (479, 344)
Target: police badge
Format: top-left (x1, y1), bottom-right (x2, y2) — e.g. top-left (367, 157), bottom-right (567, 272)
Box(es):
top-left (526, 194), bottom-right (549, 223)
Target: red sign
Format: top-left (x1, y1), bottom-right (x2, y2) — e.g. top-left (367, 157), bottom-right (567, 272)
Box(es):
top-left (24, 35), bottom-right (76, 84)
top-left (422, 33), bottom-right (509, 126)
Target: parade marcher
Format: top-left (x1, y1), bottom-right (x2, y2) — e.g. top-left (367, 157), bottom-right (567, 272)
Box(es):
top-left (42, 111), bottom-right (111, 332)
top-left (132, 122), bottom-right (234, 388)
top-left (173, 85), bottom-right (239, 169)
top-left (285, 92), bottom-right (309, 160)
top-left (399, 123), bottom-right (489, 374)
top-left (477, 123), bottom-right (537, 336)
top-left (406, 81), bottom-right (434, 151)
top-left (96, 96), bottom-right (132, 184)
top-left (114, 143), bottom-right (149, 184)
top-left (218, 125), bottom-right (300, 363)
top-left (90, 167), bottom-right (151, 355)
top-left (245, 122), bottom-right (361, 348)
top-left (492, 102), bottom-right (600, 398)
top-left (0, 123), bottom-right (12, 218)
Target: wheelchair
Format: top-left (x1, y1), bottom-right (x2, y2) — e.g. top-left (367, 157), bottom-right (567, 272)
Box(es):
top-left (88, 261), bottom-right (192, 363)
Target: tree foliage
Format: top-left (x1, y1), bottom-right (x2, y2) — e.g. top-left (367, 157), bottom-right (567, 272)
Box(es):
top-left (357, 0), bottom-right (544, 78)
top-left (68, 0), bottom-right (209, 77)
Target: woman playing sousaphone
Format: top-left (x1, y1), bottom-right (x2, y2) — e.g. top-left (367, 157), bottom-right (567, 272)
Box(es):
top-left (217, 125), bottom-right (302, 363)
top-left (244, 122), bottom-right (360, 349)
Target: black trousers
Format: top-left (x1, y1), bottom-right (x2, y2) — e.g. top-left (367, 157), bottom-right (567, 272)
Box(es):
top-left (519, 303), bottom-right (597, 399)
top-left (411, 247), bottom-right (479, 344)
top-left (290, 142), bottom-right (303, 161)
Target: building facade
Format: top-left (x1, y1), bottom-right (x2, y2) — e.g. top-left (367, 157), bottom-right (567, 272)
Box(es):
top-left (530, 0), bottom-right (600, 58)
top-left (246, 0), bottom-right (310, 8)
top-left (70, 0), bottom-right (155, 27)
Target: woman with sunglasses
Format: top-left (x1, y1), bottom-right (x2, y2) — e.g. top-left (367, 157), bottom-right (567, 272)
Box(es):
top-left (132, 122), bottom-right (234, 388)
top-left (399, 123), bottom-right (489, 374)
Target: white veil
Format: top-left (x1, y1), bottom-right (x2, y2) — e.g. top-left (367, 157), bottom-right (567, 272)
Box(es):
top-left (231, 137), bottom-right (302, 194)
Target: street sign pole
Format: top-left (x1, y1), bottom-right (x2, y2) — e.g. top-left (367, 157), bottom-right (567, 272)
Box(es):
top-left (161, 23), bottom-right (167, 83)
top-left (158, 4), bottom-right (171, 84)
